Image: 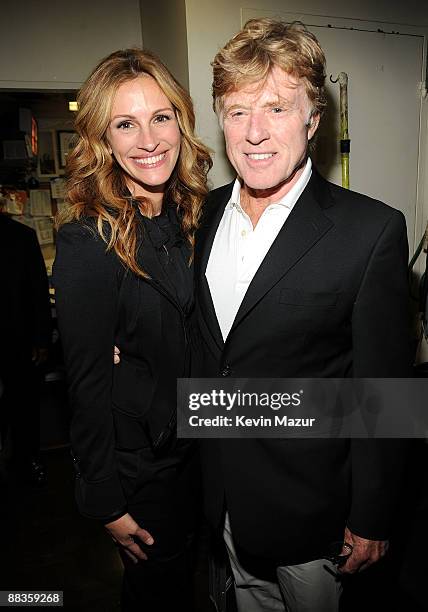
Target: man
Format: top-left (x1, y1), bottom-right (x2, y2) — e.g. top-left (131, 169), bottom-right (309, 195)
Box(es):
top-left (0, 211), bottom-right (51, 485)
top-left (194, 19), bottom-right (412, 611)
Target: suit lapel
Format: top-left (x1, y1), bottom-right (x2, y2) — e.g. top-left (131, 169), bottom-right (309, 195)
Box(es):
top-left (195, 182), bottom-right (234, 350)
top-left (228, 170), bottom-right (334, 336)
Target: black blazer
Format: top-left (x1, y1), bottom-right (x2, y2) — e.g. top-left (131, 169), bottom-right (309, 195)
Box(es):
top-left (194, 169), bottom-right (413, 565)
top-left (53, 215), bottom-right (192, 520)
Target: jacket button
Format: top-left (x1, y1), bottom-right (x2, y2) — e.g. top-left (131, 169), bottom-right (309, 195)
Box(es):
top-left (221, 365), bottom-right (231, 377)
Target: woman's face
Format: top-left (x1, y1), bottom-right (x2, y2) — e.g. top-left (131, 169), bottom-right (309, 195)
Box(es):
top-left (106, 75), bottom-right (181, 201)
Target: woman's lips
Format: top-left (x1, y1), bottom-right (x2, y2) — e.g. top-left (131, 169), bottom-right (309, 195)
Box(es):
top-left (132, 152), bottom-right (167, 167)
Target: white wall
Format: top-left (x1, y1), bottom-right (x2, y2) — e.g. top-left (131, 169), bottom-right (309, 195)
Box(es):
top-left (185, 0), bottom-right (241, 188)
top-left (0, 0), bottom-right (143, 89)
top-left (140, 0), bottom-right (189, 90)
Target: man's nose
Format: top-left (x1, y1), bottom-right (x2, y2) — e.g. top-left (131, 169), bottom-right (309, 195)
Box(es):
top-left (136, 125), bottom-right (159, 152)
top-left (245, 112), bottom-right (269, 144)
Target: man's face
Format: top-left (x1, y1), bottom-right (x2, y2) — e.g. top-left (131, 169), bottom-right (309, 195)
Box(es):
top-left (222, 67), bottom-right (319, 198)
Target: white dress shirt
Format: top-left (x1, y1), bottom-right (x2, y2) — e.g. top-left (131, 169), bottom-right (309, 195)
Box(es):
top-left (206, 158), bottom-right (312, 341)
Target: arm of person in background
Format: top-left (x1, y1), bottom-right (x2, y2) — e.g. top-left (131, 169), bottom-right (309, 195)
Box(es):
top-left (340, 210), bottom-right (412, 574)
top-left (26, 228), bottom-right (52, 366)
top-left (53, 222), bottom-right (153, 560)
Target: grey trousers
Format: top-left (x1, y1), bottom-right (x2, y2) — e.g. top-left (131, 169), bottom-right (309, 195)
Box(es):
top-left (223, 513), bottom-right (342, 612)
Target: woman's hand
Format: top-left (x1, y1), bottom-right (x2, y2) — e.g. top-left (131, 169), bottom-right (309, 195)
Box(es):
top-left (105, 513), bottom-right (154, 563)
top-left (113, 345), bottom-right (121, 364)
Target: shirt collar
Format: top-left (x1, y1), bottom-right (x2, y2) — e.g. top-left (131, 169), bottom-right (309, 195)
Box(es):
top-left (227, 157), bottom-right (312, 212)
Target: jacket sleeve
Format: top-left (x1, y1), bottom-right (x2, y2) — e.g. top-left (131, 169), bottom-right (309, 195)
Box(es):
top-left (53, 222), bottom-right (126, 520)
top-left (348, 210), bottom-right (413, 540)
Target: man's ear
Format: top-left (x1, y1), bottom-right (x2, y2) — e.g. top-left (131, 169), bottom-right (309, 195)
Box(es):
top-left (307, 112), bottom-right (320, 140)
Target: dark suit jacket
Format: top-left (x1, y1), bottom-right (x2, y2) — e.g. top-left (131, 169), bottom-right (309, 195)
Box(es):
top-left (0, 214), bottom-right (51, 365)
top-left (194, 169), bottom-right (413, 565)
top-left (53, 216), bottom-right (193, 520)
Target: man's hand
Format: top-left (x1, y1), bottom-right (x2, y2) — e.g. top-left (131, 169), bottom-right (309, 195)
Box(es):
top-left (105, 513), bottom-right (154, 563)
top-left (339, 526), bottom-right (388, 574)
top-left (113, 345), bottom-right (120, 365)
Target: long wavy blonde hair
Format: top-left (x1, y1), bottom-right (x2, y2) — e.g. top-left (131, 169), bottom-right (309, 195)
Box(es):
top-left (56, 48), bottom-right (212, 277)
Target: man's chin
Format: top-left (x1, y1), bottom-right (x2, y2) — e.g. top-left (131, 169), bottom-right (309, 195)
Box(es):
top-left (242, 178), bottom-right (289, 199)
top-left (241, 176), bottom-right (280, 192)
top-left (241, 164), bottom-right (305, 199)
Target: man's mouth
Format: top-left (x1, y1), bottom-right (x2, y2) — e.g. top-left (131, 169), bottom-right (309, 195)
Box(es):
top-left (245, 153), bottom-right (276, 160)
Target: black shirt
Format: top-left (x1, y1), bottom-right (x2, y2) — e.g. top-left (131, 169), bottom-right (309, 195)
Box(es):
top-left (140, 205), bottom-right (193, 314)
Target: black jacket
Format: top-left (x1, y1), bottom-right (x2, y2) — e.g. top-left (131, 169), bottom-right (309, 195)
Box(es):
top-left (53, 214), bottom-right (193, 520)
top-left (194, 169), bottom-right (413, 565)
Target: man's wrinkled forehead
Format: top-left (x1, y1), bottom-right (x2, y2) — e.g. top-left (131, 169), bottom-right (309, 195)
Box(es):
top-left (223, 68), bottom-right (308, 110)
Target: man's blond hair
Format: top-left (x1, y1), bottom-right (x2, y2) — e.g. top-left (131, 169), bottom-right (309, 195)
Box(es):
top-left (212, 19), bottom-right (327, 122)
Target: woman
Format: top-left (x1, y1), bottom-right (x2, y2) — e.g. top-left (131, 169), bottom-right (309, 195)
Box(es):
top-left (53, 48), bottom-right (211, 611)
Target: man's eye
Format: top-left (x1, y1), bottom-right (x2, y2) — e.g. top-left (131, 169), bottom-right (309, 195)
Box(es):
top-left (271, 107), bottom-right (284, 114)
top-left (230, 110), bottom-right (245, 118)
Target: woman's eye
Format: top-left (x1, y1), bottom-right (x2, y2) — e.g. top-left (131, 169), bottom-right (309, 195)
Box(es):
top-left (153, 114), bottom-right (172, 124)
top-left (117, 121), bottom-right (132, 129)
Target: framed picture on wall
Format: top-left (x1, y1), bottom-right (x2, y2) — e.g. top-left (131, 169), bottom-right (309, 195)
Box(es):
top-left (37, 130), bottom-right (58, 178)
top-left (57, 130), bottom-right (78, 169)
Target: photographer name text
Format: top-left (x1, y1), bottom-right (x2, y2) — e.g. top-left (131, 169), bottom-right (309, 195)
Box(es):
top-left (188, 415), bottom-right (316, 428)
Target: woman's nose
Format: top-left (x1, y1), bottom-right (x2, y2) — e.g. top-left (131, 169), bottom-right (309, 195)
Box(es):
top-left (135, 125), bottom-right (159, 152)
